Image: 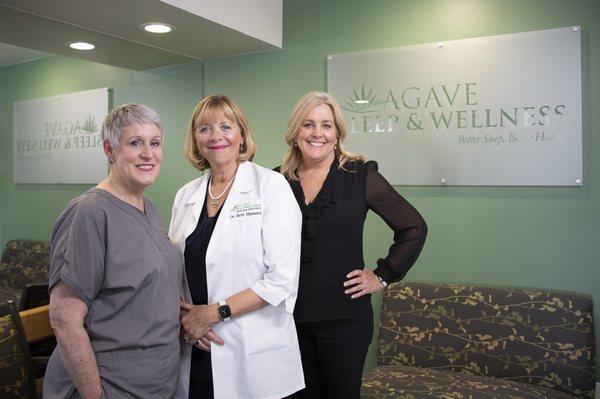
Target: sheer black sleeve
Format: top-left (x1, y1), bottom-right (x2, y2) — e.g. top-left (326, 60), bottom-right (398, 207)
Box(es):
top-left (365, 161), bottom-right (428, 284)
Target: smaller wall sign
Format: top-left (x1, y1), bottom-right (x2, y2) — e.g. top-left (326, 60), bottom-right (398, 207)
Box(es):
top-left (13, 88), bottom-right (109, 184)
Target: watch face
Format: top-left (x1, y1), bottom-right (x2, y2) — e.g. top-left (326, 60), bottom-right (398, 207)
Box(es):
top-left (219, 304), bottom-right (231, 319)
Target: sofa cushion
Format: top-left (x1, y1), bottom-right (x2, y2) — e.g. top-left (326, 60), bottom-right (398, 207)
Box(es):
top-left (0, 285), bottom-right (21, 305)
top-left (377, 282), bottom-right (595, 398)
top-left (1, 240), bottom-right (50, 268)
top-left (362, 364), bottom-right (578, 398)
top-left (0, 260), bottom-right (49, 290)
top-left (0, 240), bottom-right (50, 288)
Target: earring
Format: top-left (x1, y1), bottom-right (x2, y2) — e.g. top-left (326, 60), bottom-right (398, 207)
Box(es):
top-left (108, 158), bottom-right (114, 163)
top-left (294, 142), bottom-right (298, 147)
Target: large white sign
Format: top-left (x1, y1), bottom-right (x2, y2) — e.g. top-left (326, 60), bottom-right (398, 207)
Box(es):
top-left (13, 88), bottom-right (109, 184)
top-left (327, 27), bottom-right (582, 186)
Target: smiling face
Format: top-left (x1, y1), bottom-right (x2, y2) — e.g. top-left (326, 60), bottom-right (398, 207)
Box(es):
top-left (106, 123), bottom-right (163, 193)
top-left (194, 111), bottom-right (243, 170)
top-left (296, 103), bottom-right (338, 167)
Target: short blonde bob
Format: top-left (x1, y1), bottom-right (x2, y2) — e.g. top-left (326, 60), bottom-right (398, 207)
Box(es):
top-left (184, 95), bottom-right (256, 171)
top-left (280, 91), bottom-right (364, 180)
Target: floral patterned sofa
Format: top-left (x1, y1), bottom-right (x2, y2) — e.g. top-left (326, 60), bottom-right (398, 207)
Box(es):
top-left (0, 300), bottom-right (39, 398)
top-left (0, 240), bottom-right (50, 310)
top-left (362, 282), bottom-right (596, 398)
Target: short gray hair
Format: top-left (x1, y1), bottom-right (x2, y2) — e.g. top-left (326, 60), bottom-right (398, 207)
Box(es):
top-left (101, 103), bottom-right (164, 148)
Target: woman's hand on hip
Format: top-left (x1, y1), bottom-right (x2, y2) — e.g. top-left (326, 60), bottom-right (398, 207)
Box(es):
top-left (180, 302), bottom-right (219, 339)
top-left (344, 269), bottom-right (385, 299)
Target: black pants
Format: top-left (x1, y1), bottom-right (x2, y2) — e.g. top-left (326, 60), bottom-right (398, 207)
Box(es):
top-left (292, 307), bottom-right (374, 399)
top-left (189, 349), bottom-right (213, 399)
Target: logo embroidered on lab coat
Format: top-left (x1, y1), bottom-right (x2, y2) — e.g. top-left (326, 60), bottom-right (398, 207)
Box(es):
top-left (230, 202), bottom-right (263, 219)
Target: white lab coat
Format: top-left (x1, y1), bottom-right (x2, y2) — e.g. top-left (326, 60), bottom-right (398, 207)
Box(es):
top-left (169, 161), bottom-right (305, 399)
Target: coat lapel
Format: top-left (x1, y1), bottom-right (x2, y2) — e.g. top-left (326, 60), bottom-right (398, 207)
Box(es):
top-left (208, 161), bottom-right (253, 254)
top-left (181, 171), bottom-right (210, 242)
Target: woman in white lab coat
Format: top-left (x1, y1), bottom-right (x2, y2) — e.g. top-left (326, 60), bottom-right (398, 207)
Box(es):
top-left (170, 95), bottom-right (304, 399)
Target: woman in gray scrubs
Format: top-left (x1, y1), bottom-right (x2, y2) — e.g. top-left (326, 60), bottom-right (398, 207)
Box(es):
top-left (44, 104), bottom-right (183, 399)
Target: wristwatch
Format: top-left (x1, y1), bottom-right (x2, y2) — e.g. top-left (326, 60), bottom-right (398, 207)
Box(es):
top-left (218, 300), bottom-right (231, 321)
top-left (376, 275), bottom-right (388, 287)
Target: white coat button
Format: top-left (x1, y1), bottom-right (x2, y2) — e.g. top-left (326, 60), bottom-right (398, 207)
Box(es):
top-left (207, 264), bottom-right (215, 270)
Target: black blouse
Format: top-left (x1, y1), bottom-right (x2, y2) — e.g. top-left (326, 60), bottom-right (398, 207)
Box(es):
top-left (285, 159), bottom-right (428, 323)
top-left (184, 189), bottom-right (222, 381)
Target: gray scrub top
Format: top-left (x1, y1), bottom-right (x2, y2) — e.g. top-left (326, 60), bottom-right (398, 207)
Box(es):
top-left (44, 188), bottom-right (183, 399)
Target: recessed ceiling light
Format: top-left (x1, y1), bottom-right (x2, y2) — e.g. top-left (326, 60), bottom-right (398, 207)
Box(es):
top-left (141, 23), bottom-right (173, 34)
top-left (68, 42), bottom-right (95, 50)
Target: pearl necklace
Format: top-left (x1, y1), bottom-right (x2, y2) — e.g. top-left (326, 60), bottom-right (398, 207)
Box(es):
top-left (208, 175), bottom-right (235, 208)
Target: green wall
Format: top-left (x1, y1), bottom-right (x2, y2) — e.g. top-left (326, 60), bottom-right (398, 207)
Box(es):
top-left (1, 0), bottom-right (599, 374)
top-left (0, 57), bottom-right (204, 242)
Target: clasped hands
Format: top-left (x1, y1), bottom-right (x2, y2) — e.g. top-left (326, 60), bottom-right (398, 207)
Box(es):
top-left (180, 302), bottom-right (224, 352)
top-left (343, 268), bottom-right (385, 298)
top-left (180, 268), bottom-right (382, 350)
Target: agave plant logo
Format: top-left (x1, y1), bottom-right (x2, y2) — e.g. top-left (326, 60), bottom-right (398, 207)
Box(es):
top-left (341, 85), bottom-right (384, 113)
top-left (80, 114), bottom-right (99, 134)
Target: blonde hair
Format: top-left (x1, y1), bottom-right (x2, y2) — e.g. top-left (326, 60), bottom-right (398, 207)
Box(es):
top-left (184, 95), bottom-right (256, 171)
top-left (281, 91), bottom-right (365, 180)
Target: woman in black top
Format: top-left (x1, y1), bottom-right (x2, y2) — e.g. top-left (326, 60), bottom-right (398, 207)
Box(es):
top-left (279, 92), bottom-right (428, 399)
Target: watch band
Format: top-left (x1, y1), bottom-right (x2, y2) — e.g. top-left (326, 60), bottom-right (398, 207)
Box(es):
top-left (376, 275), bottom-right (388, 287)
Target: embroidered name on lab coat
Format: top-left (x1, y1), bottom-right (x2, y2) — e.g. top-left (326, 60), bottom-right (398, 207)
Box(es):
top-left (230, 202), bottom-right (263, 219)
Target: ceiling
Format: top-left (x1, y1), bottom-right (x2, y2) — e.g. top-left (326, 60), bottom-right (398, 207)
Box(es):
top-left (0, 42), bottom-right (50, 67)
top-left (0, 0), bottom-right (282, 70)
